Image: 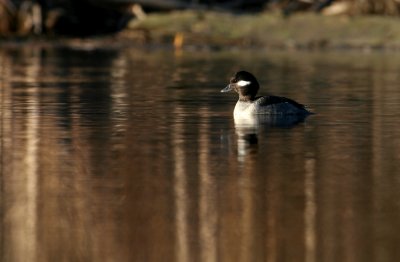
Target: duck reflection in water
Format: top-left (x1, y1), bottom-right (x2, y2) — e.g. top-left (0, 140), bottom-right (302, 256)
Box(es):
top-left (234, 114), bottom-right (309, 163)
top-left (221, 71), bottom-right (312, 162)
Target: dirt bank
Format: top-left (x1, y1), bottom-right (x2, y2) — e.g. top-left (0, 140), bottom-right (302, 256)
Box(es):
top-left (120, 11), bottom-right (400, 51)
top-left (1, 11), bottom-right (400, 51)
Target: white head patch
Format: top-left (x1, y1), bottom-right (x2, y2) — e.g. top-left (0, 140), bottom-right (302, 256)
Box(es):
top-left (237, 80), bottom-right (251, 87)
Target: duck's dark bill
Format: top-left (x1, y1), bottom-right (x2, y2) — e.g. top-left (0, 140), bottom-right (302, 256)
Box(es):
top-left (221, 84), bottom-right (233, 93)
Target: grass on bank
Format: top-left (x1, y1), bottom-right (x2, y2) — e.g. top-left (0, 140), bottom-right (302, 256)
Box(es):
top-left (125, 11), bottom-right (400, 50)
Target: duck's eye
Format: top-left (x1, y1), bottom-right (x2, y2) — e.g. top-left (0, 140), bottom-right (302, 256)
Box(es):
top-left (231, 77), bottom-right (237, 83)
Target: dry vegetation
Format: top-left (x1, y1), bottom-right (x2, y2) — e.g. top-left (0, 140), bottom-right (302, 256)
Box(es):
top-left (125, 10), bottom-right (400, 50)
top-left (350, 0), bottom-right (400, 15)
top-left (2, 0), bottom-right (400, 50)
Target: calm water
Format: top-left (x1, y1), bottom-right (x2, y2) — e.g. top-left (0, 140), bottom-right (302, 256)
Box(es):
top-left (1, 46), bottom-right (400, 262)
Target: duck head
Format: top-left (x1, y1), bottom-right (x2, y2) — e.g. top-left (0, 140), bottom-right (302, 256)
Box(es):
top-left (221, 71), bottom-right (260, 101)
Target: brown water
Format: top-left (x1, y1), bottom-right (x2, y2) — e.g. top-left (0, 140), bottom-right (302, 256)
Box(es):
top-left (1, 46), bottom-right (400, 262)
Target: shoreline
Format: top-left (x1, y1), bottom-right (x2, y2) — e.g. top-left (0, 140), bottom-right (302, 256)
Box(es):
top-left (124, 11), bottom-right (400, 51)
top-left (2, 11), bottom-right (400, 52)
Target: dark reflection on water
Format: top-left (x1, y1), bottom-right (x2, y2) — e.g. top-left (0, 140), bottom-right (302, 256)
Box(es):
top-left (1, 47), bottom-right (400, 262)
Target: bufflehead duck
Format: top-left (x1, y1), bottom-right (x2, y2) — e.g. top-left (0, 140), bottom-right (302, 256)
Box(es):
top-left (221, 71), bottom-right (312, 118)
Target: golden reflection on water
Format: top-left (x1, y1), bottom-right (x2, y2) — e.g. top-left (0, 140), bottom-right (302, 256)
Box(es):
top-left (1, 47), bottom-right (400, 262)
top-left (198, 107), bottom-right (217, 262)
top-left (304, 157), bottom-right (316, 262)
top-left (173, 106), bottom-right (189, 262)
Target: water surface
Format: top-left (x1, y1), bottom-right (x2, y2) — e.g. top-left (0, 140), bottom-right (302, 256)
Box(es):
top-left (1, 47), bottom-right (400, 262)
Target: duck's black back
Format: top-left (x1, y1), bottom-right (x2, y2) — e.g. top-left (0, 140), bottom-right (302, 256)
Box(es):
top-left (255, 95), bottom-right (307, 110)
